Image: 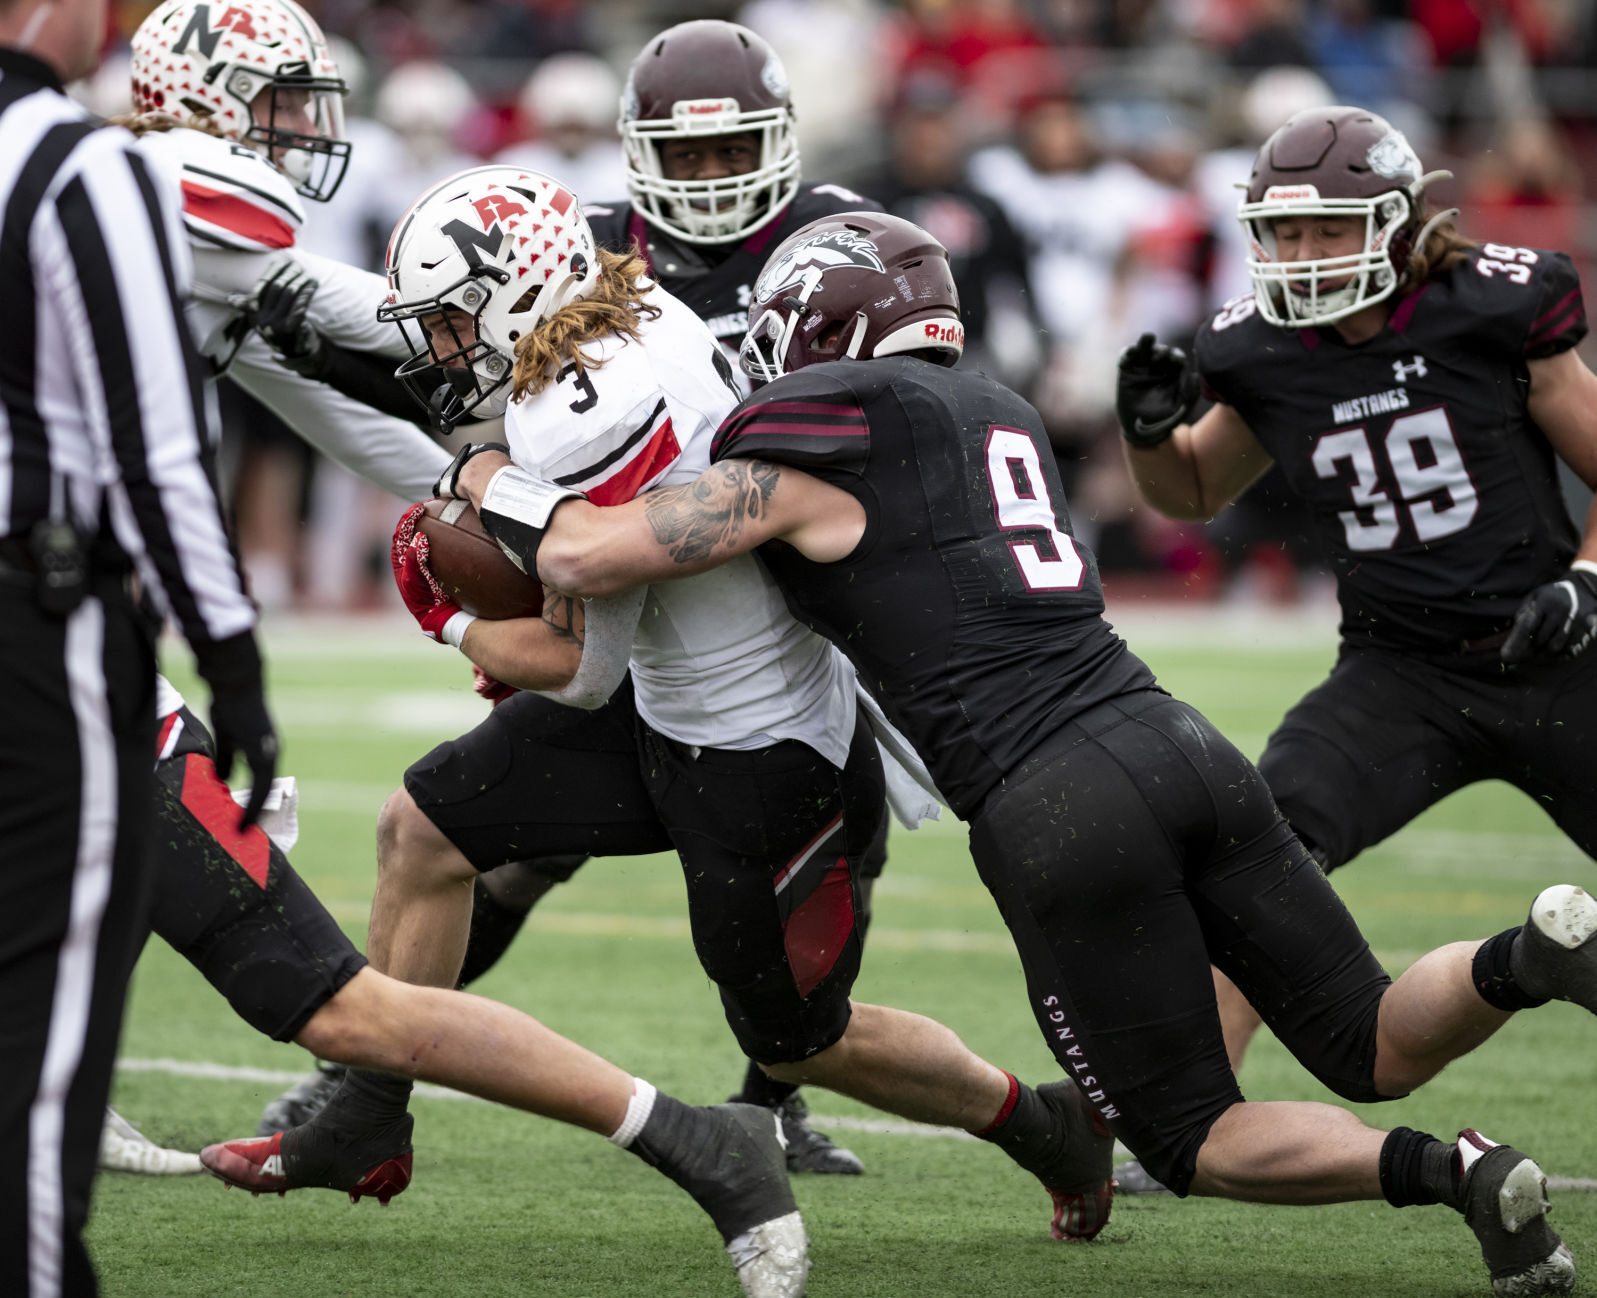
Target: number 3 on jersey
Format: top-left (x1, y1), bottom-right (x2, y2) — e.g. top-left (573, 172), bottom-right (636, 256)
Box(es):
top-left (985, 427), bottom-right (1085, 590)
top-left (1312, 407), bottom-right (1478, 551)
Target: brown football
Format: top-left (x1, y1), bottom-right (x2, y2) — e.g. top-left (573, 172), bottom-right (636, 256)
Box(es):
top-left (414, 497), bottom-right (543, 620)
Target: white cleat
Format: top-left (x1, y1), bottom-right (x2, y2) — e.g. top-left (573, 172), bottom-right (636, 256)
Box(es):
top-left (727, 1210), bottom-right (809, 1298)
top-left (98, 1108), bottom-right (204, 1175)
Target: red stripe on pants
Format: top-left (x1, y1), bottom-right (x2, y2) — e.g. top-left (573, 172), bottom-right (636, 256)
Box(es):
top-left (179, 753), bottom-right (270, 889)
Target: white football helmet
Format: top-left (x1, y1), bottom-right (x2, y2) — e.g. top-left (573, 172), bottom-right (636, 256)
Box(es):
top-left (619, 20), bottom-right (800, 245)
top-left (130, 0), bottom-right (350, 201)
top-left (378, 166), bottom-right (601, 427)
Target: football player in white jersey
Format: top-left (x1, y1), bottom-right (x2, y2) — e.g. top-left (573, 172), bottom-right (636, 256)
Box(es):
top-left (123, 0), bottom-right (450, 500)
top-left (201, 166), bottom-right (1119, 1249)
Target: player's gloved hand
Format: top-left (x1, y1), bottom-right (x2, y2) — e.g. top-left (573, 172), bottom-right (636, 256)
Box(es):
top-left (472, 664), bottom-right (518, 705)
top-left (1500, 563), bottom-right (1597, 664)
top-left (433, 441), bottom-right (511, 501)
top-left (1115, 332), bottom-right (1199, 449)
top-left (191, 630), bottom-right (279, 829)
top-left (244, 263), bottom-right (323, 373)
top-left (391, 502), bottom-right (470, 644)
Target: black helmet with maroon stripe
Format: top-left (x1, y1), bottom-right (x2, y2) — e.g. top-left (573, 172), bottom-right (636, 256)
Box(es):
top-left (740, 212), bottom-right (963, 383)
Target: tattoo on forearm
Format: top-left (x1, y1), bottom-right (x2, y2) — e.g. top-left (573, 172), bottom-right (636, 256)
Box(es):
top-left (643, 461), bottom-right (781, 565)
top-left (541, 590), bottom-right (585, 646)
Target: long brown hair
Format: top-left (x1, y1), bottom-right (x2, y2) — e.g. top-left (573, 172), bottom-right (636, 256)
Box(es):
top-left (1404, 206), bottom-right (1479, 288)
top-left (510, 247), bottom-right (662, 401)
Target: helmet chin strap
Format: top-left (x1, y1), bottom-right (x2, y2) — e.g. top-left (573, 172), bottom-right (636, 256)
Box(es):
top-left (843, 312), bottom-right (868, 360)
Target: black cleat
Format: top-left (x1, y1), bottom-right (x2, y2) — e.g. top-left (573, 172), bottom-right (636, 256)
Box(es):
top-left (637, 1100), bottom-right (808, 1298)
top-left (256, 1061), bottom-right (347, 1137)
top-left (1459, 1131), bottom-right (1575, 1297)
top-left (1111, 1159), bottom-right (1173, 1196)
top-left (765, 1094), bottom-right (864, 1176)
top-left (1036, 1082), bottom-right (1115, 1241)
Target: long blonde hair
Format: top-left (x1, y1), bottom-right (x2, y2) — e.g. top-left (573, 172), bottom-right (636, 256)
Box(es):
top-left (106, 110), bottom-right (225, 139)
top-left (510, 247), bottom-right (662, 401)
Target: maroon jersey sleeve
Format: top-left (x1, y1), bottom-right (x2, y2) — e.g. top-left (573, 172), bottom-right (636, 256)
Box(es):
top-left (711, 366), bottom-right (873, 476)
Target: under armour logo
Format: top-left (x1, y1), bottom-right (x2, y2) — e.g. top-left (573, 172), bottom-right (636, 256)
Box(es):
top-left (1393, 355), bottom-right (1428, 383)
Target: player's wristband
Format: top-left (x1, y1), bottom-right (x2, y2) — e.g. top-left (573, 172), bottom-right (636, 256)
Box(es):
top-left (441, 610), bottom-right (477, 649)
top-left (477, 465), bottom-right (582, 577)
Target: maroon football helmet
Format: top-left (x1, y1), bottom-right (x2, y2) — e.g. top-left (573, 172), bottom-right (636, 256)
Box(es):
top-left (619, 20), bottom-right (800, 245)
top-left (740, 212), bottom-right (964, 382)
top-left (1239, 105), bottom-right (1448, 326)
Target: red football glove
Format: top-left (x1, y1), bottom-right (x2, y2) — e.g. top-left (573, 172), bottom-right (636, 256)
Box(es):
top-left (472, 665), bottom-right (518, 705)
top-left (392, 503), bottom-right (462, 643)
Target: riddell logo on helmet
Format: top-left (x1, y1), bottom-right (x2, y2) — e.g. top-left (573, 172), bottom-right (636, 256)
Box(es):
top-left (923, 321), bottom-right (964, 345)
top-left (1263, 185), bottom-right (1320, 201)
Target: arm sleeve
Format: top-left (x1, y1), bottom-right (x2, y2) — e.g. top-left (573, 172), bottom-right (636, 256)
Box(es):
top-left (294, 337), bottom-right (428, 426)
top-left (292, 248), bottom-right (410, 359)
top-left (41, 132), bottom-right (255, 642)
top-left (532, 587), bottom-right (646, 709)
top-left (227, 333), bottom-right (451, 500)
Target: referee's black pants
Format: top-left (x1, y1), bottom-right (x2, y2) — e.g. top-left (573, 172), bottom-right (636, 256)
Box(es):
top-left (0, 579), bottom-right (156, 1298)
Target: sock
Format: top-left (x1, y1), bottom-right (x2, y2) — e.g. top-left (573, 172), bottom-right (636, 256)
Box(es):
top-left (1379, 1127), bottom-right (1463, 1210)
top-left (456, 874), bottom-right (539, 987)
top-left (733, 1059), bottom-right (798, 1109)
top-left (1474, 927), bottom-right (1551, 1011)
top-left (975, 1073), bottom-right (1087, 1188)
top-left (607, 1078), bottom-right (658, 1149)
top-left (335, 1069), bottom-right (415, 1124)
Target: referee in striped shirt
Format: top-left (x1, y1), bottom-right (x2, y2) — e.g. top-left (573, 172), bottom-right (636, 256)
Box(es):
top-left (0, 1), bottom-right (278, 1294)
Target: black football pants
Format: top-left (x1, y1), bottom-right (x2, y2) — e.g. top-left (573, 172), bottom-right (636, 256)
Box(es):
top-left (0, 582), bottom-right (154, 1298)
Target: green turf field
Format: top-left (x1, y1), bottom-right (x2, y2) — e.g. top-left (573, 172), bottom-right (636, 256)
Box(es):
top-left (92, 607), bottom-right (1597, 1297)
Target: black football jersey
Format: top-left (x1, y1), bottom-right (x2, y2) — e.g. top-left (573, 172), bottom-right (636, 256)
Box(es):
top-left (710, 356), bottom-right (1157, 818)
top-left (584, 184), bottom-right (881, 350)
top-left (1197, 247), bottom-right (1587, 654)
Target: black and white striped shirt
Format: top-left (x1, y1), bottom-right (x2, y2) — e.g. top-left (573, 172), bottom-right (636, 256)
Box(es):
top-left (0, 48), bottom-right (254, 642)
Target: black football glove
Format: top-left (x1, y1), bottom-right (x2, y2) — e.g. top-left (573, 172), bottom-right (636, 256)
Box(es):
top-left (191, 630), bottom-right (279, 829)
top-left (1500, 564), bottom-right (1597, 664)
top-left (433, 441), bottom-right (510, 500)
top-left (244, 263), bottom-right (323, 373)
top-left (1116, 332), bottom-right (1199, 449)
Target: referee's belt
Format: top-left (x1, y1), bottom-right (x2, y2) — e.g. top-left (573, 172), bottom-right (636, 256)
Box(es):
top-left (0, 535), bottom-right (131, 588)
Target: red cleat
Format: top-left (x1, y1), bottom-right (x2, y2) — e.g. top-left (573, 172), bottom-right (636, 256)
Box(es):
top-left (1048, 1178), bottom-right (1114, 1242)
top-left (200, 1132), bottom-right (413, 1205)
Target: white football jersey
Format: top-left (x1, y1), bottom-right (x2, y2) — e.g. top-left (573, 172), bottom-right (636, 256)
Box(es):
top-left (505, 283), bottom-right (855, 764)
top-left (132, 126), bottom-right (449, 501)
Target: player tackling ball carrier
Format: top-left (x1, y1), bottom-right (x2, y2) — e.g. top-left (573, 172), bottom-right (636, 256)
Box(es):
top-left (436, 206), bottom-right (1597, 1296)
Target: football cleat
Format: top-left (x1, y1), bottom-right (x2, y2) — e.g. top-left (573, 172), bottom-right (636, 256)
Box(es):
top-left (1514, 885), bottom-right (1597, 1014)
top-left (1110, 1158), bottom-right (1174, 1196)
top-left (749, 1093), bottom-right (863, 1176)
top-left (649, 1103), bottom-right (809, 1298)
top-left (1037, 1082), bottom-right (1115, 1241)
top-left (1458, 1130), bottom-right (1576, 1297)
top-left (200, 1113), bottom-right (414, 1206)
top-left (98, 1108), bottom-right (204, 1175)
top-left (256, 1061), bottom-right (347, 1137)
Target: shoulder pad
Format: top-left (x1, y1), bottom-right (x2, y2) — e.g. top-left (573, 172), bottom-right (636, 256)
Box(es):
top-left (711, 365), bottom-right (871, 471)
top-left (1442, 244), bottom-right (1586, 359)
top-left (146, 128), bottom-right (303, 252)
top-left (792, 182), bottom-right (884, 219)
top-left (1193, 293), bottom-right (1280, 406)
top-left (507, 348), bottom-right (681, 507)
top-left (583, 202), bottom-right (638, 255)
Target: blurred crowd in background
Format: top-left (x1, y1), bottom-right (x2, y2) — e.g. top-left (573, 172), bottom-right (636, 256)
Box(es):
top-left (82, 0), bottom-right (1597, 609)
